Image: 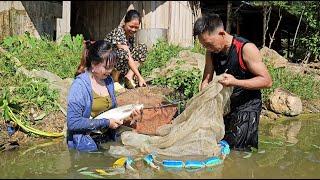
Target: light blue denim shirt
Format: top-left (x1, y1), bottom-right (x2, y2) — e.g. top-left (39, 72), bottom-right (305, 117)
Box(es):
top-left (66, 70), bottom-right (117, 151)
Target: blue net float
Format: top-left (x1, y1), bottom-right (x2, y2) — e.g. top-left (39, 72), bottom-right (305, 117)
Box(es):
top-left (162, 160), bottom-right (184, 169)
top-left (111, 140), bottom-right (230, 172)
top-left (143, 140), bottom-right (230, 170)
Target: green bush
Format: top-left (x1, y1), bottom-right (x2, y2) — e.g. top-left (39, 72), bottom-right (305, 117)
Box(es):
top-left (151, 67), bottom-right (202, 99)
top-left (191, 39), bottom-right (206, 55)
top-left (0, 33), bottom-right (83, 79)
top-left (12, 77), bottom-right (59, 112)
top-left (140, 39), bottom-right (183, 77)
top-left (0, 39), bottom-right (60, 121)
top-left (0, 75), bottom-right (59, 123)
top-left (262, 59), bottom-right (320, 102)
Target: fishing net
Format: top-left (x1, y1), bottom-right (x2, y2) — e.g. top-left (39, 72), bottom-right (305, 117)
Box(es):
top-left (110, 73), bottom-right (233, 158)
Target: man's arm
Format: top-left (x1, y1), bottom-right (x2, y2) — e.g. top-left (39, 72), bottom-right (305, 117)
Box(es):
top-left (200, 51), bottom-right (214, 91)
top-left (219, 43), bottom-right (272, 89)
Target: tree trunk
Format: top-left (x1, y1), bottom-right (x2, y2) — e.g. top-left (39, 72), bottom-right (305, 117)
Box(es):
top-left (287, 32), bottom-right (290, 59)
top-left (292, 7), bottom-right (305, 49)
top-left (269, 8), bottom-right (282, 49)
top-left (263, 5), bottom-right (272, 47)
top-left (303, 51), bottom-right (311, 64)
top-left (226, 1), bottom-right (232, 33)
top-left (262, 3), bottom-right (267, 47)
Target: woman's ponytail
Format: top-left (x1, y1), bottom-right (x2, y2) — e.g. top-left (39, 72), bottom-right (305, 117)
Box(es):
top-left (74, 41), bottom-right (93, 77)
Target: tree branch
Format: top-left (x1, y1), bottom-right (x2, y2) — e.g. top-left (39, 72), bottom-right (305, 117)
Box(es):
top-left (263, 6), bottom-right (272, 47)
top-left (292, 7), bottom-right (305, 48)
top-left (269, 8), bottom-right (282, 48)
top-left (226, 1), bottom-right (233, 33)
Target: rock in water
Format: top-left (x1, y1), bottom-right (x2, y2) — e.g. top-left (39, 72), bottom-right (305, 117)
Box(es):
top-left (268, 88), bottom-right (302, 116)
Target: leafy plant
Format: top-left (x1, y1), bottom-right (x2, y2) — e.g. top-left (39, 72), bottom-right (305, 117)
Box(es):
top-left (0, 88), bottom-right (63, 137)
top-left (151, 67), bottom-right (202, 99)
top-left (0, 89), bottom-right (16, 121)
top-left (191, 39), bottom-right (206, 55)
top-left (60, 34), bottom-right (84, 52)
top-left (262, 59), bottom-right (320, 102)
top-left (140, 39), bottom-right (183, 77)
top-left (12, 78), bottom-right (59, 112)
top-left (0, 33), bottom-right (83, 79)
top-left (0, 54), bottom-right (59, 122)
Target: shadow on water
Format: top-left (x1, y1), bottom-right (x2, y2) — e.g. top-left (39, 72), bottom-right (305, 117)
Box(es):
top-left (1, 114), bottom-right (320, 178)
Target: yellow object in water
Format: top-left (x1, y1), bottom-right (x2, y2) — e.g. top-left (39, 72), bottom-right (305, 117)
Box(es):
top-left (113, 157), bottom-right (127, 168)
top-left (95, 169), bottom-right (109, 176)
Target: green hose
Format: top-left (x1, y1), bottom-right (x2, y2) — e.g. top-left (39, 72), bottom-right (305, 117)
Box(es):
top-left (8, 107), bottom-right (63, 137)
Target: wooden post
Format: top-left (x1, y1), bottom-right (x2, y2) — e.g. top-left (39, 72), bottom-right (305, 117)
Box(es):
top-left (168, 1), bottom-right (172, 42)
top-left (56, 1), bottom-right (71, 42)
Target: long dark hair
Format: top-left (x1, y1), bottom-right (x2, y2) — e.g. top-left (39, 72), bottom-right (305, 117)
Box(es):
top-left (75, 40), bottom-right (117, 77)
top-left (124, 9), bottom-right (141, 23)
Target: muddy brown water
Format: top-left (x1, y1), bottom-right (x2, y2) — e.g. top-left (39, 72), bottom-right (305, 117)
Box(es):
top-left (1, 114), bottom-right (320, 179)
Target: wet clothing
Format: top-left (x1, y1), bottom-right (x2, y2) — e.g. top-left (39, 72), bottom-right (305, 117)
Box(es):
top-left (104, 26), bottom-right (147, 75)
top-left (212, 35), bottom-right (261, 151)
top-left (67, 70), bottom-right (118, 152)
top-left (91, 91), bottom-right (112, 118)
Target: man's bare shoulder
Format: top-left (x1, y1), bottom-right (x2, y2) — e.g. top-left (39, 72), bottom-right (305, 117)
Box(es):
top-left (242, 43), bottom-right (262, 62)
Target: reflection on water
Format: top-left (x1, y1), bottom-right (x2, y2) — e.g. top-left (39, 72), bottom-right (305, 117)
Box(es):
top-left (1, 115), bottom-right (320, 179)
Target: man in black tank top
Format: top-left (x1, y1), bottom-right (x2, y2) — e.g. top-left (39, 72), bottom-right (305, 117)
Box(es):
top-left (193, 14), bottom-right (272, 151)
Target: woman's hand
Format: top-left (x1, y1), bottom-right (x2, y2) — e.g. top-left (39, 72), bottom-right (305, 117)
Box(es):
top-left (138, 77), bottom-right (147, 87)
top-left (108, 118), bottom-right (123, 129)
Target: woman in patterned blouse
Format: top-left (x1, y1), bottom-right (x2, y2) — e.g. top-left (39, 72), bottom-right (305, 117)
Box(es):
top-left (105, 9), bottom-right (147, 89)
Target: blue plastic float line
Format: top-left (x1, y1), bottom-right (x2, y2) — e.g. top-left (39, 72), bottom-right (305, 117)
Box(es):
top-left (162, 160), bottom-right (184, 168)
top-left (143, 140), bottom-right (229, 169)
top-left (143, 154), bottom-right (154, 165)
top-left (126, 157), bottom-right (134, 166)
top-left (221, 146), bottom-right (230, 155)
top-left (219, 140), bottom-right (229, 148)
top-left (204, 157), bottom-right (223, 167)
top-left (219, 140), bottom-right (231, 155)
top-left (185, 160), bottom-right (205, 169)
